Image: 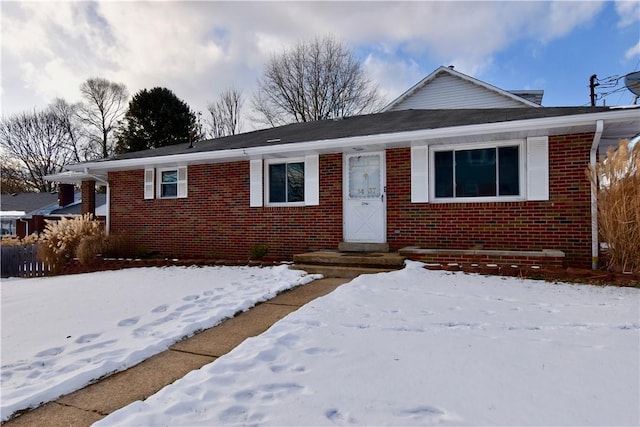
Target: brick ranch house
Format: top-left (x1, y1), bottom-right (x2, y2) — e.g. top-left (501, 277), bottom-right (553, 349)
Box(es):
top-left (49, 67), bottom-right (640, 269)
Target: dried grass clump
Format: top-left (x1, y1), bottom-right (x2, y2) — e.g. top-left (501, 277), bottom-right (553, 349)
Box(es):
top-left (1, 235), bottom-right (24, 247)
top-left (587, 139), bottom-right (640, 272)
top-left (38, 214), bottom-right (103, 273)
top-left (76, 232), bottom-right (135, 264)
top-left (1, 233), bottom-right (42, 247)
top-left (76, 234), bottom-right (105, 265)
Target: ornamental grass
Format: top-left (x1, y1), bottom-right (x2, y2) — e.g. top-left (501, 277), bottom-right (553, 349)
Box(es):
top-left (587, 139), bottom-right (640, 272)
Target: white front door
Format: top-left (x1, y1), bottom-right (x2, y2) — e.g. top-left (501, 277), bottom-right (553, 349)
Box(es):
top-left (343, 152), bottom-right (386, 243)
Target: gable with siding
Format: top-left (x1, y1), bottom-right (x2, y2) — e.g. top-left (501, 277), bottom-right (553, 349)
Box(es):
top-left (385, 66), bottom-right (542, 111)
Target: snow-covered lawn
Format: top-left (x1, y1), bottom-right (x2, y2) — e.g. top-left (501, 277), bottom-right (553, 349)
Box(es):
top-left (0, 265), bottom-right (320, 421)
top-left (98, 262), bottom-right (639, 426)
top-left (2, 263), bottom-right (639, 426)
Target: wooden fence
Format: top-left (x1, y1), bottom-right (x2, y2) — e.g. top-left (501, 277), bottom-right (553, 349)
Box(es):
top-left (1, 244), bottom-right (48, 278)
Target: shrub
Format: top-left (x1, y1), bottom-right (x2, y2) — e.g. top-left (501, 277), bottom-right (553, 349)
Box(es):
top-left (38, 214), bottom-right (103, 273)
top-left (587, 139), bottom-right (640, 272)
top-left (250, 244), bottom-right (269, 260)
top-left (1, 235), bottom-right (24, 247)
top-left (76, 233), bottom-right (105, 265)
top-left (76, 232), bottom-right (137, 264)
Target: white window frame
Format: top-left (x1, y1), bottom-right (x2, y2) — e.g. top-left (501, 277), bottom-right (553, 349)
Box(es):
top-left (156, 166), bottom-right (187, 199)
top-left (264, 157), bottom-right (306, 207)
top-left (429, 140), bottom-right (526, 203)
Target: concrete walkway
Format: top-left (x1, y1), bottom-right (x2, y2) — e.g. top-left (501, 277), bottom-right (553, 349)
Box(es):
top-left (3, 277), bottom-right (350, 427)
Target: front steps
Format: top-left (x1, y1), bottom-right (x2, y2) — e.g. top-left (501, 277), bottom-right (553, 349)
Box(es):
top-left (292, 251), bottom-right (406, 279)
top-left (338, 242), bottom-right (390, 252)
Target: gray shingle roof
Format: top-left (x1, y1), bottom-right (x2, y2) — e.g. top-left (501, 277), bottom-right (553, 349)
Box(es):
top-left (0, 192), bottom-right (59, 213)
top-left (107, 107), bottom-right (610, 162)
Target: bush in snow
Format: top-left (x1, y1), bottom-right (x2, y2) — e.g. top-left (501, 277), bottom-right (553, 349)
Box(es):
top-left (38, 214), bottom-right (103, 273)
top-left (587, 138), bottom-right (640, 272)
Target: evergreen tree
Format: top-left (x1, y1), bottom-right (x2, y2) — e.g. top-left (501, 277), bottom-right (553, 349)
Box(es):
top-left (116, 87), bottom-right (202, 153)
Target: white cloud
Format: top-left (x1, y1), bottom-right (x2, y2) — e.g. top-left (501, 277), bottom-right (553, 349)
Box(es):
top-left (615, 0), bottom-right (640, 28)
top-left (0, 1), bottom-right (621, 119)
top-left (626, 41), bottom-right (640, 59)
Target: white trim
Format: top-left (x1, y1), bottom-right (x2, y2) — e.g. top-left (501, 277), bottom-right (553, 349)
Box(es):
top-left (411, 146), bottom-right (429, 203)
top-left (177, 166), bottom-right (188, 198)
top-left (526, 136), bottom-right (549, 201)
top-left (144, 168), bottom-right (154, 199)
top-left (429, 140), bottom-right (526, 203)
top-left (63, 109), bottom-right (640, 175)
top-left (249, 159), bottom-right (263, 207)
top-left (304, 154), bottom-right (320, 206)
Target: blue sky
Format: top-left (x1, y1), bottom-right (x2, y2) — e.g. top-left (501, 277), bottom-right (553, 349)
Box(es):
top-left (1, 1), bottom-right (639, 127)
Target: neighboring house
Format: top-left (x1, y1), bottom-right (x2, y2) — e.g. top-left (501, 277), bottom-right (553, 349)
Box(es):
top-left (0, 185), bottom-right (106, 238)
top-left (49, 67), bottom-right (640, 268)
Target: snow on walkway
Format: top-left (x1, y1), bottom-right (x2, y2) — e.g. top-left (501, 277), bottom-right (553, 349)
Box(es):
top-left (97, 262), bottom-right (640, 426)
top-left (0, 265), bottom-right (320, 421)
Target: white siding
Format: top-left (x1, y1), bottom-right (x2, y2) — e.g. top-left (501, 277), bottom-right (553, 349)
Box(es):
top-left (389, 74), bottom-right (529, 110)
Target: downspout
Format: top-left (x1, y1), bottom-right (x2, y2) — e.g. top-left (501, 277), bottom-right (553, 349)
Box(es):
top-left (105, 183), bottom-right (110, 235)
top-left (590, 120), bottom-right (604, 270)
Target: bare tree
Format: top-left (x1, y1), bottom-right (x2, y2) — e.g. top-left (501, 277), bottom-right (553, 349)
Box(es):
top-left (0, 107), bottom-right (75, 192)
top-left (206, 88), bottom-right (243, 138)
top-left (49, 98), bottom-right (87, 163)
top-left (78, 77), bottom-right (128, 159)
top-left (252, 35), bottom-right (384, 127)
top-left (0, 154), bottom-right (32, 194)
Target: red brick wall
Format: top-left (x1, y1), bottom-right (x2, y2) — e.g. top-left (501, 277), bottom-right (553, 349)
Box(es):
top-left (109, 154), bottom-right (343, 260)
top-left (109, 133), bottom-right (593, 267)
top-left (386, 133), bottom-right (593, 267)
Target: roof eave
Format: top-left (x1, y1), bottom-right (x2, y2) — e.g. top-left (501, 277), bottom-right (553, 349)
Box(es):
top-left (65, 109), bottom-right (639, 174)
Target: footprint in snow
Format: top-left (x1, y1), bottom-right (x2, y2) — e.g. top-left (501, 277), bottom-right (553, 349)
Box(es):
top-left (218, 405), bottom-right (248, 423)
top-left (151, 304), bottom-right (168, 313)
top-left (69, 339), bottom-right (118, 355)
top-left (117, 317), bottom-right (140, 327)
top-left (175, 303), bottom-right (195, 312)
top-left (75, 333), bottom-right (101, 344)
top-left (398, 405), bottom-right (448, 421)
top-left (325, 408), bottom-right (356, 424)
top-left (182, 295), bottom-right (199, 301)
top-left (35, 347), bottom-right (64, 357)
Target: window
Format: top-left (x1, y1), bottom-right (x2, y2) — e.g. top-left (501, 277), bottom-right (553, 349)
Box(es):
top-left (433, 145), bottom-right (520, 200)
top-left (411, 137), bottom-right (548, 203)
top-left (251, 155), bottom-right (319, 207)
top-left (160, 170), bottom-right (178, 198)
top-left (146, 167), bottom-right (187, 199)
top-left (268, 161), bottom-right (305, 203)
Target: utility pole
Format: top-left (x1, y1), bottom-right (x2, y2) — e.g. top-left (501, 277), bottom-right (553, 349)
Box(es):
top-left (589, 74), bottom-right (599, 107)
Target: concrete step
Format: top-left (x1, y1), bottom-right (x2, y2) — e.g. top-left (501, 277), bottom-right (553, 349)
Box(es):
top-left (292, 264), bottom-right (398, 279)
top-left (293, 251), bottom-right (405, 269)
top-left (338, 242), bottom-right (389, 252)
